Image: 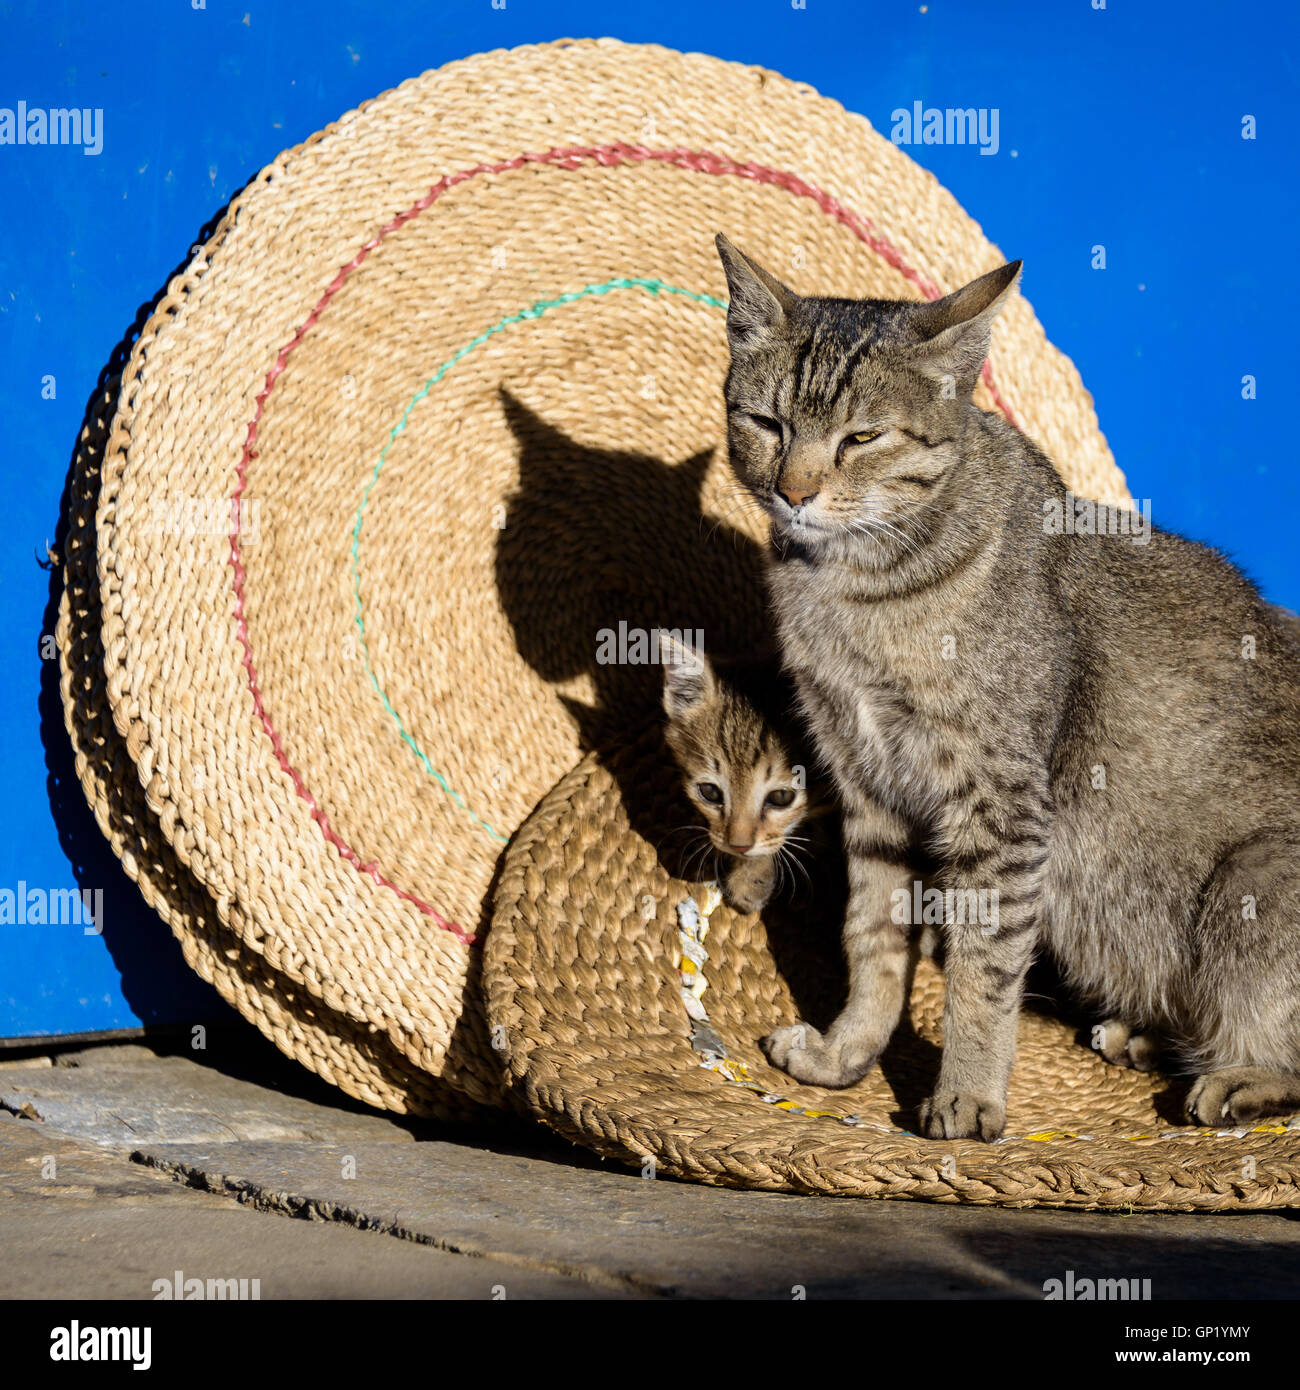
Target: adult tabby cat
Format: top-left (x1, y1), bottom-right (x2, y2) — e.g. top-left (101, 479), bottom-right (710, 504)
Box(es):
top-left (716, 232), bottom-right (1300, 1140)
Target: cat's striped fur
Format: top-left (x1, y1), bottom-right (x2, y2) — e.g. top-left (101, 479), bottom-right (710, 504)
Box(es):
top-left (717, 232), bottom-right (1300, 1139)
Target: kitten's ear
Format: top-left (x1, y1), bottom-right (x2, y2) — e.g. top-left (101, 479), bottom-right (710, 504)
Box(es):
top-left (905, 260), bottom-right (1021, 393)
top-left (660, 632), bottom-right (717, 717)
top-left (715, 233), bottom-right (799, 350)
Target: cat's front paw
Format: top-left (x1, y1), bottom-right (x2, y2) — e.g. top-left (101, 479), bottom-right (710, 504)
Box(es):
top-left (762, 1022), bottom-right (872, 1088)
top-left (918, 1089), bottom-right (1006, 1142)
top-left (724, 856), bottom-right (777, 914)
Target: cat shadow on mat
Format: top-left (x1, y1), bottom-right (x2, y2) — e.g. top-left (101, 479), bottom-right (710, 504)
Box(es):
top-left (493, 390), bottom-right (773, 881)
top-left (493, 387), bottom-right (769, 753)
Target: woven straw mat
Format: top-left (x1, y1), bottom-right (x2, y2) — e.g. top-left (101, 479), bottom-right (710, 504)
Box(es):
top-left (65, 37), bottom-right (1143, 1128)
top-left (488, 733), bottom-right (1300, 1209)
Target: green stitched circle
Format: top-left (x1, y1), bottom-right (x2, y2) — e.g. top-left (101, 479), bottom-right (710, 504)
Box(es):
top-left (350, 277), bottom-right (728, 843)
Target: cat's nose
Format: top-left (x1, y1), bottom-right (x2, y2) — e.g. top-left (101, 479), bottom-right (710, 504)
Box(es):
top-left (729, 841), bottom-right (754, 855)
top-left (779, 485), bottom-right (818, 508)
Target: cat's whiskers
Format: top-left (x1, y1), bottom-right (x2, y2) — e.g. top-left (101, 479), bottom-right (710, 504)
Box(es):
top-left (661, 822), bottom-right (708, 837)
top-left (888, 500), bottom-right (948, 547)
top-left (892, 496), bottom-right (948, 516)
top-left (849, 516), bottom-right (922, 562)
top-left (847, 519), bottom-right (886, 545)
top-left (712, 482), bottom-right (768, 520)
top-left (772, 846), bottom-right (789, 899)
top-left (681, 838), bottom-right (718, 885)
top-left (666, 821), bottom-right (716, 882)
top-left (778, 842), bottom-right (812, 894)
top-left (870, 516), bottom-right (925, 559)
top-left (699, 489), bottom-right (770, 549)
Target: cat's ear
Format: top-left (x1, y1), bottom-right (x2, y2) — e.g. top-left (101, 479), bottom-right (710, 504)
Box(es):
top-left (905, 260), bottom-right (1021, 393)
top-left (660, 632), bottom-right (717, 717)
top-left (715, 233), bottom-right (799, 350)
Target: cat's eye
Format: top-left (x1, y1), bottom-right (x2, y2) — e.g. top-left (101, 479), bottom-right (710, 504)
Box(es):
top-left (844, 428), bottom-right (884, 449)
top-left (742, 413), bottom-right (783, 437)
top-left (764, 788), bottom-right (796, 808)
top-left (696, 781), bottom-right (724, 805)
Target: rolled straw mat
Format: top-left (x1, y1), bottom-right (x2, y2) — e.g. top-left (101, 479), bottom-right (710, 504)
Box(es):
top-left (58, 36), bottom-right (1177, 1151)
top-left (59, 371), bottom-right (477, 1118)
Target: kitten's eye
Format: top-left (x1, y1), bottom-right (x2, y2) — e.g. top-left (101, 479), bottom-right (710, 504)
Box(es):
top-left (696, 782), bottom-right (724, 805)
top-left (764, 788), bottom-right (796, 808)
top-left (842, 428), bottom-right (884, 451)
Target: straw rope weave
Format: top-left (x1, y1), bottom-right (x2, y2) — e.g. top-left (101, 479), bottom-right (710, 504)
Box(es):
top-left (57, 39), bottom-right (1235, 1196)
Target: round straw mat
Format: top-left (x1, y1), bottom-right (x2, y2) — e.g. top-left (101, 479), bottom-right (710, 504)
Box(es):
top-left (487, 736), bottom-right (1300, 1209)
top-left (83, 37), bottom-right (1129, 1115)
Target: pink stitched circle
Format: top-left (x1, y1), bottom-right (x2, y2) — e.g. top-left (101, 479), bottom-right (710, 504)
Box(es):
top-left (228, 142), bottom-right (1020, 945)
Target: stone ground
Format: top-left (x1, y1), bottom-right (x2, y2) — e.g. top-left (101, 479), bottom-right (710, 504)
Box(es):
top-left (3, 1029), bottom-right (1300, 1300)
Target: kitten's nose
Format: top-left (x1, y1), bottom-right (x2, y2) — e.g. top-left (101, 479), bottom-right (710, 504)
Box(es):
top-left (779, 485), bottom-right (818, 508)
top-left (729, 841), bottom-right (754, 855)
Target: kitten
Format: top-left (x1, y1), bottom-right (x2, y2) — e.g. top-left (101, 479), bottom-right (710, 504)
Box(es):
top-left (660, 635), bottom-right (824, 914)
top-left (717, 231), bottom-right (1300, 1139)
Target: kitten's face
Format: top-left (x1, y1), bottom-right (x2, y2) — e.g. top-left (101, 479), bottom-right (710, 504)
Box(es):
top-left (661, 644), bottom-right (810, 861)
top-left (715, 234), bottom-right (1020, 556)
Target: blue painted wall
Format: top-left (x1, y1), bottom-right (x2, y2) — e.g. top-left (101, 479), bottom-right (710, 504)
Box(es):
top-left (1, 0), bottom-right (1296, 1038)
